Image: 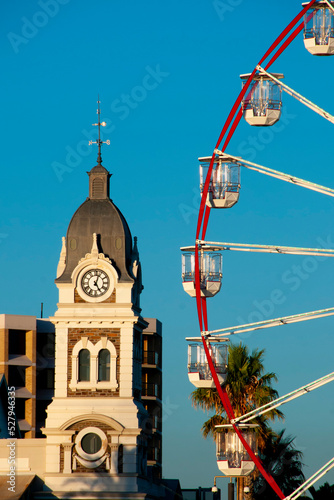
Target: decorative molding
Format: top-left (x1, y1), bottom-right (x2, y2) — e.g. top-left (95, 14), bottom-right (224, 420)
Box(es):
top-left (78, 253), bottom-right (112, 266)
top-left (68, 234), bottom-right (119, 304)
top-left (77, 234), bottom-right (112, 266)
top-left (72, 426), bottom-right (110, 470)
top-left (59, 414), bottom-right (124, 433)
top-left (69, 338), bottom-right (118, 391)
top-left (57, 236), bottom-right (67, 278)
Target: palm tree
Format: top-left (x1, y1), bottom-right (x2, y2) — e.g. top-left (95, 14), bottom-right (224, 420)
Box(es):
top-left (308, 482), bottom-right (334, 499)
top-left (191, 342), bottom-right (284, 439)
top-left (253, 430), bottom-right (306, 500)
top-left (191, 342), bottom-right (284, 500)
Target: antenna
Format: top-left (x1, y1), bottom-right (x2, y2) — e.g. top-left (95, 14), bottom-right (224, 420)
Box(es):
top-left (89, 96), bottom-right (110, 165)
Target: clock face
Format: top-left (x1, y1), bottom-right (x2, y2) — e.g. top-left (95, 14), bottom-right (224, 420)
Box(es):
top-left (81, 269), bottom-right (110, 297)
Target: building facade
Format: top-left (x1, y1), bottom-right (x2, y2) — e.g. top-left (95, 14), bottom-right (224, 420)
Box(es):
top-left (0, 315), bottom-right (55, 439)
top-left (0, 115), bottom-right (171, 499)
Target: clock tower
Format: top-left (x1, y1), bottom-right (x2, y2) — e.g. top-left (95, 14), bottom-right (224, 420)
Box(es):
top-left (42, 105), bottom-right (163, 498)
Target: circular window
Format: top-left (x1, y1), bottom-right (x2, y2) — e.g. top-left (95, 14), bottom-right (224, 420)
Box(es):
top-left (81, 433), bottom-right (102, 454)
top-left (75, 426), bottom-right (107, 462)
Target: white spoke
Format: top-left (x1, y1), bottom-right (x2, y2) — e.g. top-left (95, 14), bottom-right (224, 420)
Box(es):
top-left (195, 240), bottom-right (334, 257)
top-left (284, 458), bottom-right (334, 500)
top-left (256, 65), bottom-right (334, 124)
top-left (324, 0), bottom-right (334, 15)
top-left (213, 149), bottom-right (334, 198)
top-left (193, 306), bottom-right (334, 337)
top-left (233, 372), bottom-right (334, 424)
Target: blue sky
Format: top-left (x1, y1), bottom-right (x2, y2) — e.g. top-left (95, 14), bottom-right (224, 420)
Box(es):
top-left (1, 0), bottom-right (334, 491)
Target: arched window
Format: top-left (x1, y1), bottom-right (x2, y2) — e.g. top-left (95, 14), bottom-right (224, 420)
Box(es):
top-left (98, 349), bottom-right (110, 381)
top-left (70, 338), bottom-right (117, 391)
top-left (78, 349), bottom-right (90, 381)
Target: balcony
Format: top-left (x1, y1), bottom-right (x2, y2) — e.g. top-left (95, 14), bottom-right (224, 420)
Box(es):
top-left (142, 350), bottom-right (160, 366)
top-left (142, 383), bottom-right (161, 400)
top-left (147, 447), bottom-right (162, 464)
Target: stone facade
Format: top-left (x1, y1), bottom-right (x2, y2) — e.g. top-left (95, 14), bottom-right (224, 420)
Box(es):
top-left (74, 288), bottom-right (116, 303)
top-left (67, 328), bottom-right (120, 397)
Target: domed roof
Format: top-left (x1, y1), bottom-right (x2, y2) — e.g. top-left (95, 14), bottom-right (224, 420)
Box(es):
top-left (89, 164), bottom-right (109, 174)
top-left (56, 166), bottom-right (134, 284)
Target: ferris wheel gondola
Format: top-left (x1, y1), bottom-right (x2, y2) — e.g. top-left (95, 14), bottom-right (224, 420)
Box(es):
top-left (240, 72), bottom-right (284, 126)
top-left (181, 251), bottom-right (222, 297)
top-left (215, 424), bottom-right (259, 477)
top-left (187, 341), bottom-right (228, 388)
top-left (303, 0), bottom-right (334, 55)
top-left (199, 155), bottom-right (240, 208)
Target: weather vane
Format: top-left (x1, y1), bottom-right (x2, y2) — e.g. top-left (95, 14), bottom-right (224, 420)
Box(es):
top-left (89, 97), bottom-right (110, 165)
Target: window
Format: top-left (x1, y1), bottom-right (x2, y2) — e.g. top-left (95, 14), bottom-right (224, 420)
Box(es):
top-left (78, 349), bottom-right (90, 381)
top-left (8, 329), bottom-right (26, 356)
top-left (98, 349), bottom-right (110, 381)
top-left (74, 427), bottom-right (109, 470)
top-left (118, 445), bottom-right (123, 473)
top-left (8, 365), bottom-right (26, 388)
top-left (81, 433), bottom-right (102, 454)
top-left (15, 398), bottom-right (26, 420)
top-left (70, 338), bottom-right (118, 391)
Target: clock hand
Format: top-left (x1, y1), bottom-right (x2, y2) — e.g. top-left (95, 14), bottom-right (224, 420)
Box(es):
top-left (94, 278), bottom-right (102, 291)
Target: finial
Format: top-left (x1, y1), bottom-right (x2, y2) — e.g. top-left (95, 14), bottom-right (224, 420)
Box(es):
top-left (89, 96), bottom-right (110, 165)
top-left (91, 232), bottom-right (99, 259)
top-left (56, 236), bottom-right (67, 278)
top-left (133, 236), bottom-right (139, 256)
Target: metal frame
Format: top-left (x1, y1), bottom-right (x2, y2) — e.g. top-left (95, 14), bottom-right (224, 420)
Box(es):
top-left (232, 371), bottom-right (334, 424)
top-left (284, 458), bottom-right (334, 500)
top-left (256, 65), bottom-right (334, 124)
top-left (194, 306), bottom-right (334, 338)
top-left (184, 2), bottom-right (333, 498)
top-left (303, 0), bottom-right (334, 14)
top-left (324, 0), bottom-right (334, 14)
top-left (195, 240), bottom-right (334, 257)
top-left (212, 149), bottom-right (334, 198)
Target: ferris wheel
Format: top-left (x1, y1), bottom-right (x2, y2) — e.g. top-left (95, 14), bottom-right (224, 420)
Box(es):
top-left (181, 2), bottom-right (334, 499)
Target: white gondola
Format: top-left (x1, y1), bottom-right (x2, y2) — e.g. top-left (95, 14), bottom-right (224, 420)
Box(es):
top-left (181, 251), bottom-right (222, 298)
top-left (199, 156), bottom-right (240, 209)
top-left (240, 72), bottom-right (284, 126)
top-left (215, 424), bottom-right (258, 476)
top-left (187, 342), bottom-right (228, 388)
top-left (303, 1), bottom-right (334, 55)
